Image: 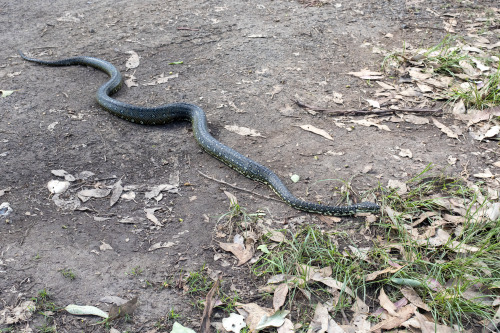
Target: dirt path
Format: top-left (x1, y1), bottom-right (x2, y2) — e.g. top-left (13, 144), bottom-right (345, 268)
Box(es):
top-left (1, 0), bottom-right (498, 331)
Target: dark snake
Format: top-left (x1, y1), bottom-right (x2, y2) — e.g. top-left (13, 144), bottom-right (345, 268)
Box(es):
top-left (19, 51), bottom-right (379, 216)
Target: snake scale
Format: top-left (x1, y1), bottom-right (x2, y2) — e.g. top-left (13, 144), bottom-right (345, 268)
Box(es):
top-left (19, 51), bottom-right (379, 216)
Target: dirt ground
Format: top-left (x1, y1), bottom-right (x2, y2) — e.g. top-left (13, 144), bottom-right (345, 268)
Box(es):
top-left (1, 0), bottom-right (499, 332)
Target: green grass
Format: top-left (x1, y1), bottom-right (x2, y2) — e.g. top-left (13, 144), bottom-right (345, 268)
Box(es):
top-left (185, 264), bottom-right (213, 296)
top-left (31, 289), bottom-right (57, 312)
top-left (247, 165), bottom-right (499, 331)
top-left (450, 63), bottom-right (500, 109)
top-left (423, 35), bottom-right (469, 76)
top-left (126, 266), bottom-right (144, 276)
top-left (59, 268), bottom-right (76, 280)
top-left (29, 289), bottom-right (59, 332)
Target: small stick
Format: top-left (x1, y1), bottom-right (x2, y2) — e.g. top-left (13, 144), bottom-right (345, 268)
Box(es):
top-left (177, 27), bottom-right (200, 31)
top-left (197, 171), bottom-right (282, 203)
top-left (293, 99), bottom-right (443, 116)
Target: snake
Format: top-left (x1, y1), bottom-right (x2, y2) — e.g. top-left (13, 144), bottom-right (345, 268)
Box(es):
top-left (19, 51), bottom-right (379, 216)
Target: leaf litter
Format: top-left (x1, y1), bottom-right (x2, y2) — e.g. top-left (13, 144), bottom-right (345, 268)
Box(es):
top-left (18, 7), bottom-right (500, 333)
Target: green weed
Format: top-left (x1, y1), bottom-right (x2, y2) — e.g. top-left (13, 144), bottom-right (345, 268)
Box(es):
top-left (126, 266), bottom-right (144, 276)
top-left (59, 268), bottom-right (76, 280)
top-left (185, 264), bottom-right (213, 296)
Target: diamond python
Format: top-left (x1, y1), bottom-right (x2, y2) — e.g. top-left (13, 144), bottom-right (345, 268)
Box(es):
top-left (19, 51), bottom-right (379, 216)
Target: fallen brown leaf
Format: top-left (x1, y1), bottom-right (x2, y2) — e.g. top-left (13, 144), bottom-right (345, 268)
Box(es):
top-left (299, 124), bottom-right (334, 141)
top-left (365, 266), bottom-right (401, 281)
top-left (379, 288), bottom-right (398, 316)
top-left (108, 296), bottom-right (138, 321)
top-left (370, 304), bottom-right (416, 331)
top-left (307, 303), bottom-right (329, 333)
top-left (219, 241), bottom-right (254, 266)
top-left (348, 68), bottom-right (384, 80)
top-left (400, 287), bottom-right (431, 312)
top-left (432, 117), bottom-right (459, 139)
top-left (273, 283), bottom-right (289, 311)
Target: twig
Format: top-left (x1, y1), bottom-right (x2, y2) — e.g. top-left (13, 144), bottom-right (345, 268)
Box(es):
top-left (177, 27), bottom-right (199, 31)
top-left (293, 99), bottom-right (443, 116)
top-left (19, 220), bottom-right (36, 246)
top-left (197, 171), bottom-right (282, 203)
top-left (403, 25), bottom-right (447, 31)
top-left (201, 275), bottom-right (221, 333)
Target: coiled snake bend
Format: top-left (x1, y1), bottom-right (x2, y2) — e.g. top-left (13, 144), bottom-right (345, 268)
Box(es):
top-left (19, 51), bottom-right (379, 216)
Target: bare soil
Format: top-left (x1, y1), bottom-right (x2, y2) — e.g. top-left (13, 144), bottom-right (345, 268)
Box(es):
top-left (1, 0), bottom-right (498, 332)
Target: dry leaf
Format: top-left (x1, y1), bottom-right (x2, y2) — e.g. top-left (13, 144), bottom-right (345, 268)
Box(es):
top-left (201, 277), bottom-right (221, 333)
top-left (0, 301), bottom-right (35, 324)
top-left (403, 311), bottom-right (456, 333)
top-left (416, 82), bottom-right (433, 93)
top-left (432, 117), bottom-right (459, 139)
top-left (273, 283), bottom-right (289, 311)
top-left (366, 266), bottom-right (401, 281)
top-left (318, 215), bottom-right (342, 225)
top-left (299, 124), bottom-right (333, 141)
top-left (348, 69), bottom-right (384, 80)
top-left (452, 100), bottom-right (466, 115)
top-left (307, 303), bottom-right (329, 333)
top-left (224, 191), bottom-right (238, 207)
top-left (351, 119), bottom-right (390, 131)
top-left (387, 179), bottom-right (407, 195)
top-left (144, 184), bottom-right (178, 200)
top-left (351, 298), bottom-right (371, 332)
top-left (108, 296), bottom-right (138, 321)
top-left (100, 241), bottom-right (113, 251)
top-left (109, 179), bottom-right (123, 207)
top-left (125, 51), bottom-right (140, 69)
top-left (277, 318), bottom-right (295, 333)
top-left (348, 246), bottom-right (370, 261)
top-left (124, 74), bottom-right (138, 88)
top-left (311, 276), bottom-right (354, 297)
top-left (408, 68), bottom-right (432, 81)
top-left (474, 168), bottom-right (494, 178)
top-left (400, 88), bottom-right (421, 97)
top-left (77, 188), bottom-right (111, 202)
top-left (219, 242), bottom-right (254, 266)
top-left (400, 287), bottom-right (431, 311)
top-left (237, 303), bottom-right (273, 332)
top-left (403, 114), bottom-right (429, 125)
top-left (225, 125), bottom-right (263, 137)
top-left (51, 169), bottom-right (76, 181)
top-left (379, 288), bottom-right (398, 316)
top-left (148, 242), bottom-right (175, 251)
top-left (376, 81), bottom-right (395, 90)
top-left (144, 207), bottom-right (163, 226)
top-left (265, 229), bottom-right (286, 243)
top-left (366, 99), bottom-right (380, 108)
top-left (370, 304), bottom-right (416, 331)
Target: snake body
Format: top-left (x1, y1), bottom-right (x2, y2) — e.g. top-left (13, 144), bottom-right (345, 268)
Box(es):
top-left (19, 51), bottom-right (379, 216)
